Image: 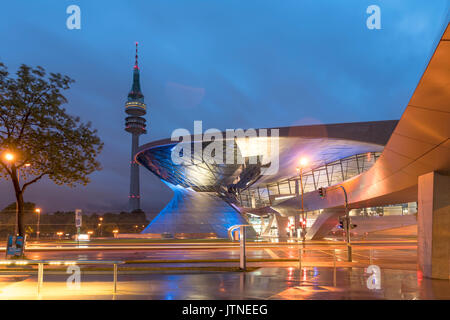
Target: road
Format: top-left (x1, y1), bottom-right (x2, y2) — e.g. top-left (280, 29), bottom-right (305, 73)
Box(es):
top-left (0, 239), bottom-right (418, 270)
top-left (0, 239), bottom-right (448, 300)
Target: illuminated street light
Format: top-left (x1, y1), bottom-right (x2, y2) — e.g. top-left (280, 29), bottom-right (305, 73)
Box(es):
top-left (96, 217), bottom-right (104, 236)
top-left (3, 152), bottom-right (19, 235)
top-left (35, 208), bottom-right (41, 240)
top-left (299, 157), bottom-right (308, 167)
top-left (4, 152), bottom-right (14, 162)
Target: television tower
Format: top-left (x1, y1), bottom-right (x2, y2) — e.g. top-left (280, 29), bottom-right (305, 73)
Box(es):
top-left (125, 42), bottom-right (147, 212)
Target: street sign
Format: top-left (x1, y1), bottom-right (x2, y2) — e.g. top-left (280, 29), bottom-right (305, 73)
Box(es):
top-left (15, 236), bottom-right (25, 257)
top-left (5, 235), bottom-right (26, 258)
top-left (6, 235), bottom-right (15, 257)
top-left (75, 209), bottom-right (82, 228)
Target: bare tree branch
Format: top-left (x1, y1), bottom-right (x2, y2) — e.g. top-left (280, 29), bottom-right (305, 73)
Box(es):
top-left (21, 171), bottom-right (51, 192)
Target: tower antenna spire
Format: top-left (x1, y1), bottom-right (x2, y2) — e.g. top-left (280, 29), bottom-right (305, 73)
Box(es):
top-left (134, 42), bottom-right (139, 69)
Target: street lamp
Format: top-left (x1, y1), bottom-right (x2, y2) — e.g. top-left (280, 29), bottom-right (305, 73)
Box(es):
top-left (299, 157), bottom-right (308, 167)
top-left (3, 152), bottom-right (19, 235)
top-left (296, 157), bottom-right (308, 242)
top-left (98, 217), bottom-right (103, 237)
top-left (338, 185), bottom-right (352, 262)
top-left (4, 152), bottom-right (15, 162)
top-left (35, 208), bottom-right (41, 240)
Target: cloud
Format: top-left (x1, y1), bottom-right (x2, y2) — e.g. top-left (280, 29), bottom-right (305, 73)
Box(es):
top-left (0, 0), bottom-right (447, 212)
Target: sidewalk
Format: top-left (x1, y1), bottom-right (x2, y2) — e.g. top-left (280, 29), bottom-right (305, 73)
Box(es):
top-left (0, 266), bottom-right (448, 300)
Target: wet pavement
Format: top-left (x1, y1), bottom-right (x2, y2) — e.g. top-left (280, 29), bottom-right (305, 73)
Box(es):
top-left (22, 244), bottom-right (417, 267)
top-left (0, 267), bottom-right (448, 300)
top-left (1, 239), bottom-right (447, 300)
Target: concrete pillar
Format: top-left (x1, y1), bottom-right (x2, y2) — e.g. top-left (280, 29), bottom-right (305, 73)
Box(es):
top-left (261, 214), bottom-right (275, 236)
top-left (129, 133), bottom-right (141, 211)
top-left (274, 214), bottom-right (289, 239)
top-left (418, 172), bottom-right (450, 279)
top-left (305, 208), bottom-right (346, 240)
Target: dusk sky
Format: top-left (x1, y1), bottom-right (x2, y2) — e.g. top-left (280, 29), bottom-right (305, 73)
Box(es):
top-left (0, 1), bottom-right (448, 214)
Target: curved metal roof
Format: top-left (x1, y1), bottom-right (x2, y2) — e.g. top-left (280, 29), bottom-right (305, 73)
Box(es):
top-left (136, 120), bottom-right (397, 192)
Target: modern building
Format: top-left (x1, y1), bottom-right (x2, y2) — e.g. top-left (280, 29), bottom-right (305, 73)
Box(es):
top-left (136, 120), bottom-right (396, 239)
top-left (125, 43), bottom-right (147, 212)
top-left (136, 22), bottom-right (449, 278)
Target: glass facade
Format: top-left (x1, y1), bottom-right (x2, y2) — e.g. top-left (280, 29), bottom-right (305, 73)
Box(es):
top-left (239, 152), bottom-right (382, 208)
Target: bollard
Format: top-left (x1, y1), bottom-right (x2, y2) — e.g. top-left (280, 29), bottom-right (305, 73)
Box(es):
top-left (347, 244), bottom-right (352, 262)
top-left (228, 225), bottom-right (249, 271)
top-left (113, 263), bottom-right (118, 294)
top-left (239, 226), bottom-right (246, 271)
top-left (37, 263), bottom-right (44, 296)
top-left (333, 249), bottom-right (337, 286)
top-left (298, 248), bottom-right (302, 270)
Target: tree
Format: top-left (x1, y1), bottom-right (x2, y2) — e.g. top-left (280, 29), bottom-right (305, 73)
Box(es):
top-left (0, 62), bottom-right (103, 236)
top-left (0, 202), bottom-right (37, 237)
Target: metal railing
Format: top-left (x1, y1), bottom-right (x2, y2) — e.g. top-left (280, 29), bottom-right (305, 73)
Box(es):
top-left (243, 152), bottom-right (381, 208)
top-left (228, 225), bottom-right (250, 270)
top-left (0, 259), bottom-right (125, 295)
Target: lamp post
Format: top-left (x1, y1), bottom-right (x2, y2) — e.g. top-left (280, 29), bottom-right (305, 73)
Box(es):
top-left (35, 208), bottom-right (41, 240)
top-left (296, 157), bottom-right (308, 242)
top-left (338, 185), bottom-right (352, 262)
top-left (3, 152), bottom-right (32, 237)
top-left (3, 152), bottom-right (18, 235)
top-left (98, 217), bottom-right (103, 237)
top-left (317, 184), bottom-right (352, 262)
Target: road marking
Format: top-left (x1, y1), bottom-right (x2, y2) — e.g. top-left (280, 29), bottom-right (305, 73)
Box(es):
top-left (265, 249), bottom-right (279, 259)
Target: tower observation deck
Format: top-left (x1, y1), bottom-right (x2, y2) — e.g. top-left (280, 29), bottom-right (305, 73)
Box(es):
top-left (125, 42), bottom-right (147, 212)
